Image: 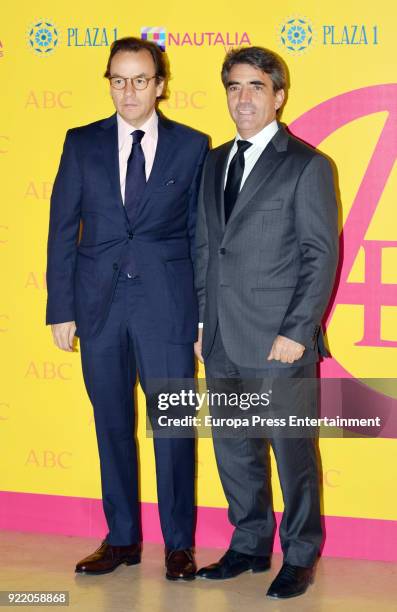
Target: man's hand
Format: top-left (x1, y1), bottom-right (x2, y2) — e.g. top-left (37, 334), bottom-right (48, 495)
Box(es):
top-left (51, 321), bottom-right (77, 352)
top-left (267, 335), bottom-right (305, 364)
top-left (194, 327), bottom-right (204, 363)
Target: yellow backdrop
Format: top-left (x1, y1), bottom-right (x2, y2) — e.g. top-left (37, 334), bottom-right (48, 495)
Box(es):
top-left (1, 0), bottom-right (396, 526)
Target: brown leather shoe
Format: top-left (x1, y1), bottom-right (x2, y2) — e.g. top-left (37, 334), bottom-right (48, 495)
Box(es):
top-left (165, 548), bottom-right (196, 581)
top-left (75, 541), bottom-right (141, 575)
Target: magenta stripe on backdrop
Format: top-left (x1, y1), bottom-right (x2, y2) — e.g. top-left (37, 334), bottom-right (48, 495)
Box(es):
top-left (0, 491), bottom-right (395, 562)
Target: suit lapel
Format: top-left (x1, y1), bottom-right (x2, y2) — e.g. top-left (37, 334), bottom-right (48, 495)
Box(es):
top-left (225, 126), bottom-right (289, 228)
top-left (97, 114), bottom-right (124, 215)
top-left (214, 141), bottom-right (233, 230)
top-left (136, 114), bottom-right (176, 217)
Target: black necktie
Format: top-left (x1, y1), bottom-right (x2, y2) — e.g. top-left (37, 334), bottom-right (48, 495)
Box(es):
top-left (224, 140), bottom-right (252, 223)
top-left (124, 129), bottom-right (146, 224)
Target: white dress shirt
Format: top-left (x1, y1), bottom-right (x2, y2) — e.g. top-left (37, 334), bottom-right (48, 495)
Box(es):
top-left (117, 111), bottom-right (158, 202)
top-left (224, 119), bottom-right (279, 188)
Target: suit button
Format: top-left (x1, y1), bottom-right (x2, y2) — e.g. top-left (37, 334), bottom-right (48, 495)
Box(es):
top-left (128, 232), bottom-right (133, 239)
top-left (219, 248), bottom-right (226, 255)
top-left (113, 263), bottom-right (118, 270)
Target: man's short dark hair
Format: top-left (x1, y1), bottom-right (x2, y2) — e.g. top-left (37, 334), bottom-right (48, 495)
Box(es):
top-left (104, 36), bottom-right (168, 86)
top-left (221, 46), bottom-right (287, 93)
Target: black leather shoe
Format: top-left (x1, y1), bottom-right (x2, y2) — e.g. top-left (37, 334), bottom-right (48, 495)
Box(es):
top-left (165, 548), bottom-right (196, 581)
top-left (196, 549), bottom-right (270, 580)
top-left (266, 563), bottom-right (313, 598)
top-left (75, 541), bottom-right (141, 575)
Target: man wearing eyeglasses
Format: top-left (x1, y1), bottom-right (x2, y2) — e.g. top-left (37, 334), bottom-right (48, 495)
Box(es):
top-left (46, 37), bottom-right (208, 580)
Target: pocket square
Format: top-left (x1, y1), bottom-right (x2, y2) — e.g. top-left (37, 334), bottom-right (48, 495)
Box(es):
top-left (164, 178), bottom-right (176, 185)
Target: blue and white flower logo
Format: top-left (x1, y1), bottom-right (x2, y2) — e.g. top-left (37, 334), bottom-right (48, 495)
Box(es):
top-left (27, 19), bottom-right (60, 55)
top-left (279, 17), bottom-right (315, 54)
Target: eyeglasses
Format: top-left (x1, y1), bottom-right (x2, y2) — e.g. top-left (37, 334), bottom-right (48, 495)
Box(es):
top-left (108, 75), bottom-right (158, 91)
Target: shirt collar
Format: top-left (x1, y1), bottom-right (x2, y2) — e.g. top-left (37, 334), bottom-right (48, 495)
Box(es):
top-left (235, 119), bottom-right (279, 149)
top-left (117, 111), bottom-right (158, 151)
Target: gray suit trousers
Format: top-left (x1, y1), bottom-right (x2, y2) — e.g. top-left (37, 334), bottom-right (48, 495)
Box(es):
top-left (205, 324), bottom-right (323, 568)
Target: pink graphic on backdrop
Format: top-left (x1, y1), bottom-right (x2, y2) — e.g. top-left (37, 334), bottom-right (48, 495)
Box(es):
top-left (289, 84), bottom-right (397, 377)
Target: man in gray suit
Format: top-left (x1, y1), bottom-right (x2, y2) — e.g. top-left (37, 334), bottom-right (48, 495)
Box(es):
top-left (194, 47), bottom-right (338, 598)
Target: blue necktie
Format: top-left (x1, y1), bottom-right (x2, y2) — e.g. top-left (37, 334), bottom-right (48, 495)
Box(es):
top-left (224, 140), bottom-right (252, 223)
top-left (121, 130), bottom-right (146, 278)
top-left (124, 129), bottom-right (146, 224)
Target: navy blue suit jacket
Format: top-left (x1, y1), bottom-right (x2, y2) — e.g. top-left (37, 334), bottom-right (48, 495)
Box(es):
top-left (46, 112), bottom-right (209, 342)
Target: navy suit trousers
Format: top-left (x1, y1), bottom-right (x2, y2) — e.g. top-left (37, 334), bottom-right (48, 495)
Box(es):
top-left (80, 275), bottom-right (195, 549)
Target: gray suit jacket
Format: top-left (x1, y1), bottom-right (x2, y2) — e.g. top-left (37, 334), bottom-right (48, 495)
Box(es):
top-left (195, 124), bottom-right (339, 369)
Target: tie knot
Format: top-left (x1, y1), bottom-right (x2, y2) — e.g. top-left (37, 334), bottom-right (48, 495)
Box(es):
top-left (131, 130), bottom-right (145, 144)
top-left (236, 140), bottom-right (252, 154)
